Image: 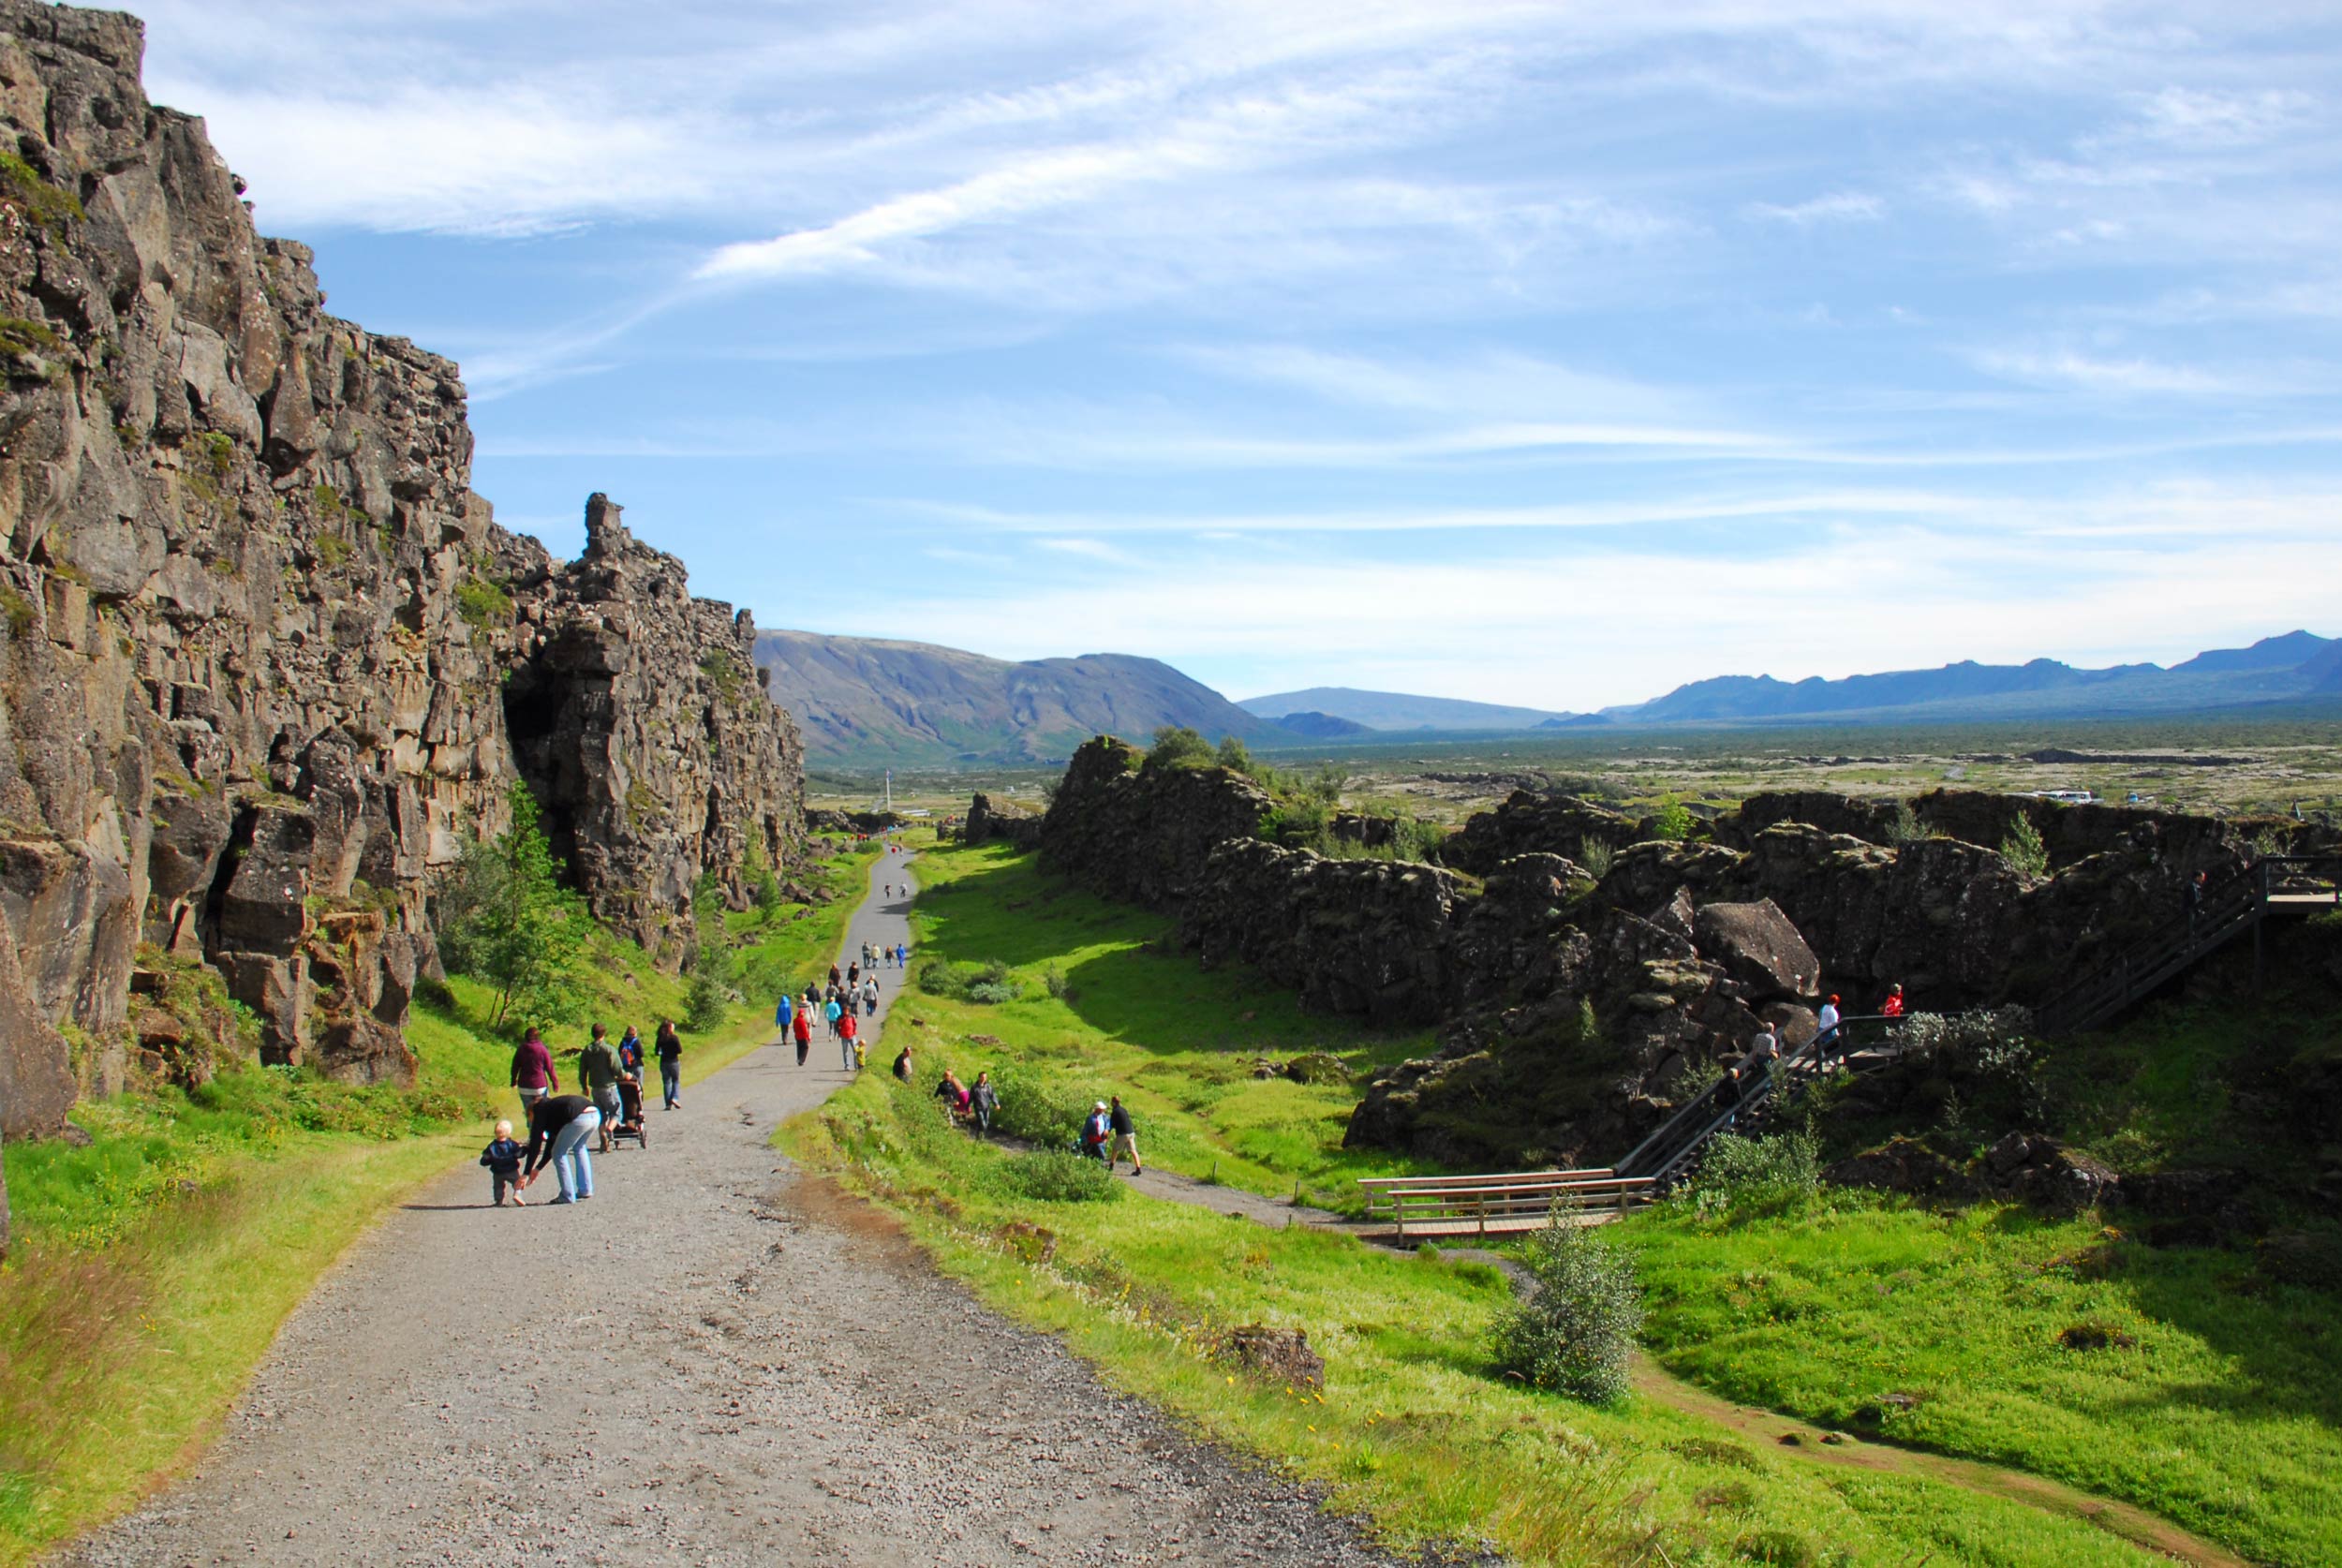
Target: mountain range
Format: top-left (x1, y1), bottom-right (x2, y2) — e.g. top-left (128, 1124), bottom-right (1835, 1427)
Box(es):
top-left (752, 630), bottom-right (1289, 764)
top-left (756, 629), bottom-right (2341, 765)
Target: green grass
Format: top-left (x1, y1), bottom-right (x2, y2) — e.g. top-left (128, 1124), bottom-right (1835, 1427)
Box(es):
top-left (0, 844), bottom-right (878, 1564)
top-left (1618, 1192), bottom-right (2342, 1565)
top-left (777, 839), bottom-right (2269, 1564)
top-left (897, 840), bottom-right (1441, 1209)
top-left (785, 1070), bottom-right (2171, 1567)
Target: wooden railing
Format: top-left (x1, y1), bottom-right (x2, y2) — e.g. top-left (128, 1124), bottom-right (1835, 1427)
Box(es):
top-left (1356, 1169), bottom-right (1655, 1236)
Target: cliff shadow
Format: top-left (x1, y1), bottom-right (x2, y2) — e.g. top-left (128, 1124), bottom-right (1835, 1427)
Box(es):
top-left (913, 851), bottom-right (1431, 1069)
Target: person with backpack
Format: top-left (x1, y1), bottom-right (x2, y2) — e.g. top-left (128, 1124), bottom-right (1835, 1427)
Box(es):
top-left (615, 1025), bottom-right (645, 1084)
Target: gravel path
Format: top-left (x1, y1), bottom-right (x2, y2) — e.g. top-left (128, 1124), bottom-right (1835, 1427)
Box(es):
top-left (60, 850), bottom-right (1416, 1568)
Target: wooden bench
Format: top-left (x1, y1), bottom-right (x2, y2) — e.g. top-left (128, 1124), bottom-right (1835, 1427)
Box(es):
top-left (1356, 1169), bottom-right (1656, 1238)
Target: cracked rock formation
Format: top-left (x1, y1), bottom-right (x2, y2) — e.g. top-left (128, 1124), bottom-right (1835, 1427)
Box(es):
top-left (0, 0), bottom-right (804, 1248)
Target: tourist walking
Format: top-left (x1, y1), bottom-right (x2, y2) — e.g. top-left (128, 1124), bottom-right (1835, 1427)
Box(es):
top-left (775, 992), bottom-right (794, 1040)
top-left (1815, 994), bottom-right (1842, 1070)
top-left (1727, 1025), bottom-right (1780, 1111)
top-left (511, 1026), bottom-right (556, 1123)
top-left (971, 1071), bottom-right (999, 1135)
top-left (1108, 1095), bottom-right (1143, 1175)
top-left (655, 1019), bottom-right (682, 1109)
top-left (579, 1025), bottom-right (625, 1153)
top-left (518, 1092), bottom-right (600, 1205)
top-left (861, 975), bottom-right (880, 1016)
top-left (936, 1070), bottom-right (971, 1118)
top-left (825, 993), bottom-right (844, 1040)
top-left (839, 1008), bottom-right (861, 1066)
top-left (2186, 869), bottom-right (2208, 933)
top-left (793, 1005), bottom-right (812, 1065)
top-left (1879, 983), bottom-right (1905, 1019)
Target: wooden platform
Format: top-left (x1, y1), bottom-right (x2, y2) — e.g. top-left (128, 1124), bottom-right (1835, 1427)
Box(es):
top-left (1356, 1168), bottom-right (1654, 1239)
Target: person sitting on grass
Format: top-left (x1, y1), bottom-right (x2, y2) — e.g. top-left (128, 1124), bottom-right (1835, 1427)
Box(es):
top-left (890, 1041), bottom-right (912, 1083)
top-left (1079, 1102), bottom-right (1111, 1164)
top-left (480, 1119), bottom-right (526, 1207)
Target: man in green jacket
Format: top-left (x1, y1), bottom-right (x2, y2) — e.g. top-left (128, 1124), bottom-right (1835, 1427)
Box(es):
top-left (578, 1025), bottom-right (626, 1154)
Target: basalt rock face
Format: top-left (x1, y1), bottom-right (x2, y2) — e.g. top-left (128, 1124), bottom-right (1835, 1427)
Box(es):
top-left (0, 3), bottom-right (803, 1176)
top-left (961, 792), bottom-right (1042, 851)
top-left (1179, 837), bottom-right (1464, 1024)
top-left (1441, 790), bottom-right (1638, 877)
top-left (1038, 737), bottom-right (1269, 910)
top-left (501, 495), bottom-right (802, 962)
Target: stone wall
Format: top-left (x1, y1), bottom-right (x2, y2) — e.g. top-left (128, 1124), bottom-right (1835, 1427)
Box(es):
top-left (0, 0), bottom-right (804, 1244)
top-left (961, 792), bottom-right (1042, 851)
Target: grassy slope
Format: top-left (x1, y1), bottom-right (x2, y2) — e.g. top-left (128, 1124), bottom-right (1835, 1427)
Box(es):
top-left (1623, 1199), bottom-right (2341, 1565)
top-left (0, 843), bottom-right (877, 1565)
top-left (900, 843), bottom-right (1440, 1209)
top-left (781, 841), bottom-right (2196, 1566)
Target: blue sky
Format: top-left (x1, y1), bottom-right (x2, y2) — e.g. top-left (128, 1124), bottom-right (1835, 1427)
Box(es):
top-left (141, 1), bottom-right (2342, 710)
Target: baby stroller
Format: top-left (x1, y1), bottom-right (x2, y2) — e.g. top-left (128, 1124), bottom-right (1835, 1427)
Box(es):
top-left (611, 1077), bottom-right (649, 1148)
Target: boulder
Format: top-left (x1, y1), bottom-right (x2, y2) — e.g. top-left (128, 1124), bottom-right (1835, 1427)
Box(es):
top-left (313, 1014), bottom-right (416, 1087)
top-left (1693, 898), bottom-right (1820, 1000)
top-left (1985, 1132), bottom-right (2118, 1216)
top-left (1825, 1137), bottom-right (1977, 1201)
top-left (1221, 1324), bottom-right (1325, 1388)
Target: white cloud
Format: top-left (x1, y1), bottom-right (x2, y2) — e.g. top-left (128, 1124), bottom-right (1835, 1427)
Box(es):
top-left (1745, 191), bottom-right (1885, 225)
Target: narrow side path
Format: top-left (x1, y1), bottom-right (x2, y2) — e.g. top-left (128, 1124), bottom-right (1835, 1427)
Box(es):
top-left (59, 849), bottom-right (1413, 1568)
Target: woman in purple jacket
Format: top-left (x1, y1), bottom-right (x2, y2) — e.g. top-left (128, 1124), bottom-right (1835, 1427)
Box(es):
top-left (511, 1026), bottom-right (557, 1123)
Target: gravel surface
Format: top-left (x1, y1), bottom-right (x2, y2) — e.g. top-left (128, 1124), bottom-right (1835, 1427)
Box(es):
top-left (60, 851), bottom-right (1424, 1568)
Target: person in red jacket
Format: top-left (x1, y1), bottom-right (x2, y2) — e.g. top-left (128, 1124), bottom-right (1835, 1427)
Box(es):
top-left (510, 1026), bottom-right (556, 1123)
top-left (1879, 983), bottom-right (1905, 1019)
top-left (792, 1004), bottom-right (813, 1066)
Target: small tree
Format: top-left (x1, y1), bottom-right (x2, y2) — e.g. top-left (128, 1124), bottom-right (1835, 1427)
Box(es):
top-left (1214, 734), bottom-right (1254, 774)
top-left (1489, 1221), bottom-right (1643, 1403)
top-left (434, 783), bottom-right (585, 1027)
top-left (2000, 814), bottom-right (2049, 878)
top-left (1146, 725), bottom-right (1213, 769)
top-left (1648, 794), bottom-right (1694, 842)
top-left (682, 871), bottom-right (734, 1032)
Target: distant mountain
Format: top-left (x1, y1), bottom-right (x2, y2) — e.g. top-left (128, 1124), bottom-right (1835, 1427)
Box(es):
top-left (754, 631), bottom-right (1287, 764)
top-left (1271, 710), bottom-right (1376, 738)
top-left (1607, 631), bottom-right (2339, 725)
top-left (1238, 687), bottom-right (1573, 732)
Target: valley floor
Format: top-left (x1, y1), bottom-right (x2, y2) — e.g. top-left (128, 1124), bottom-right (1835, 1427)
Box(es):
top-left (50, 857), bottom-right (1414, 1568)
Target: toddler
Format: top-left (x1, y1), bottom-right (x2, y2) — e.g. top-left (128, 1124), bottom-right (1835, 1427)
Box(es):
top-left (480, 1119), bottom-right (526, 1206)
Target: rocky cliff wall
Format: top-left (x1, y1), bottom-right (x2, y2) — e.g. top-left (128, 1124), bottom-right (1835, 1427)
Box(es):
top-left (0, 0), bottom-right (804, 1231)
top-left (1037, 737), bottom-right (1269, 910)
top-left (1025, 732), bottom-right (2319, 1168)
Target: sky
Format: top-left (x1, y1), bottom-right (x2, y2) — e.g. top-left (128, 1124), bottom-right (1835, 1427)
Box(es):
top-left (138, 0), bottom-right (2342, 712)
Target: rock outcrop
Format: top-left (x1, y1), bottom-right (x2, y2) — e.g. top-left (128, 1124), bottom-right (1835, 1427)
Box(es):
top-left (0, 0), bottom-right (804, 1211)
top-left (1038, 738), bottom-right (1268, 910)
top-left (961, 792), bottom-right (1042, 851)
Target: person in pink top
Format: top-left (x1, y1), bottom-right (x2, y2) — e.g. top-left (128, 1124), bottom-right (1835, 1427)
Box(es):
top-left (511, 1025), bottom-right (557, 1122)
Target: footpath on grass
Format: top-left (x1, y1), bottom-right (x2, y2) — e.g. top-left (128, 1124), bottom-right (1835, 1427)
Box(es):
top-left (57, 850), bottom-right (1415, 1568)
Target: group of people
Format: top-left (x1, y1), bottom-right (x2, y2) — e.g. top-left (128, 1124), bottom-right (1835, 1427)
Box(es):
top-left (776, 950), bottom-right (901, 1070)
top-left (1725, 981), bottom-right (1907, 1102)
top-left (487, 1019), bottom-right (685, 1206)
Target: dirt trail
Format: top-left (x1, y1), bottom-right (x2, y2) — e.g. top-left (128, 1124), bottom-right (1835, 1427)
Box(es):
top-left (58, 851), bottom-right (1414, 1568)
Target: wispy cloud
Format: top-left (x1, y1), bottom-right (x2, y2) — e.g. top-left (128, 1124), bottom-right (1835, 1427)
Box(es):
top-left (1745, 191), bottom-right (1884, 225)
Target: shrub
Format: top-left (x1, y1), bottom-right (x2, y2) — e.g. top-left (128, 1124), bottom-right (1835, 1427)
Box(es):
top-left (2000, 814), bottom-right (2049, 877)
top-left (1683, 1130), bottom-right (1821, 1219)
top-left (1001, 1146), bottom-right (1123, 1204)
top-left (1145, 725), bottom-right (1213, 770)
top-left (1886, 801), bottom-right (1928, 846)
top-left (681, 969), bottom-right (729, 1032)
top-left (918, 956), bottom-right (1016, 1003)
top-left (1578, 839), bottom-right (1615, 879)
top-left (1214, 735), bottom-right (1253, 773)
top-left (1041, 966), bottom-right (1074, 1000)
top-left (1488, 1221), bottom-right (1642, 1403)
top-left (1647, 795), bottom-right (1693, 842)
top-left (456, 574), bottom-right (513, 633)
top-left (967, 980), bottom-right (1015, 1006)
top-left (431, 784), bottom-right (586, 1026)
